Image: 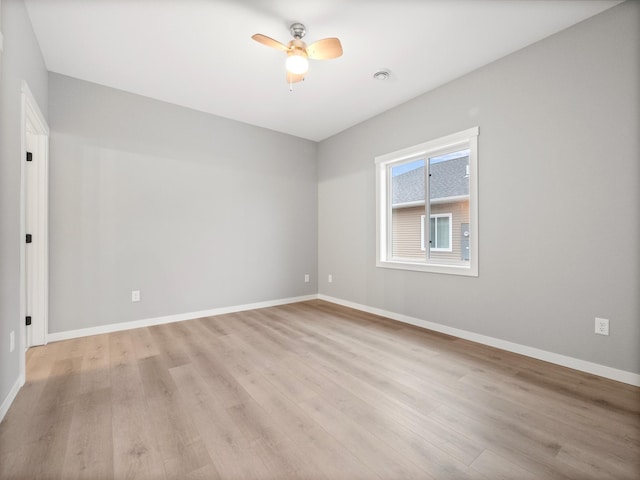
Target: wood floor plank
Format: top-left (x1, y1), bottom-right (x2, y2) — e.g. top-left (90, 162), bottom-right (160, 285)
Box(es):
top-left (129, 326), bottom-right (161, 360)
top-left (277, 342), bottom-right (486, 468)
top-left (182, 320), bottom-right (260, 408)
top-left (33, 356), bottom-right (83, 416)
top-left (0, 347), bottom-right (75, 464)
top-left (0, 379), bottom-right (46, 458)
top-left (77, 332), bottom-right (111, 395)
top-left (60, 387), bottom-right (113, 480)
top-left (147, 323), bottom-right (191, 368)
top-left (227, 319), bottom-right (487, 471)
top-left (304, 392), bottom-right (475, 480)
top-left (428, 404), bottom-right (585, 480)
top-left (25, 343), bottom-right (56, 381)
top-left (225, 400), bottom-right (324, 479)
top-left (109, 331), bottom-right (168, 480)
top-left (1, 300), bottom-right (638, 479)
top-left (469, 449), bottom-right (540, 480)
top-left (554, 443), bottom-right (638, 480)
top-left (299, 332), bottom-right (444, 414)
top-left (6, 404), bottom-right (75, 479)
top-left (169, 363), bottom-right (271, 480)
top-left (457, 368), bottom-right (640, 460)
top-left (137, 354), bottom-right (214, 478)
top-left (231, 370), bottom-right (381, 480)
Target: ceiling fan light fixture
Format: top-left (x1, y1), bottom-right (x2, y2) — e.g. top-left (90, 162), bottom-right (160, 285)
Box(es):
top-left (286, 49), bottom-right (309, 75)
top-left (252, 23), bottom-right (341, 84)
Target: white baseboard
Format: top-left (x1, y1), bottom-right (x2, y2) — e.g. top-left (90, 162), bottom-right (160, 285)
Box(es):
top-left (318, 294), bottom-right (640, 387)
top-left (0, 373), bottom-right (25, 423)
top-left (47, 295), bottom-right (318, 343)
top-left (43, 292), bottom-right (640, 387)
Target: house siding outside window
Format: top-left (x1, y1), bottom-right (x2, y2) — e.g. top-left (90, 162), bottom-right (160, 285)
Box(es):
top-left (392, 202), bottom-right (469, 262)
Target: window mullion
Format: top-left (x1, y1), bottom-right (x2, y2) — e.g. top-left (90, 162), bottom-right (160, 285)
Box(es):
top-left (425, 160), bottom-right (431, 261)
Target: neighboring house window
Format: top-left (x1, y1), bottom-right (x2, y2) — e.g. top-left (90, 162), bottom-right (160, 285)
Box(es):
top-left (421, 214), bottom-right (452, 251)
top-left (375, 127), bottom-right (478, 276)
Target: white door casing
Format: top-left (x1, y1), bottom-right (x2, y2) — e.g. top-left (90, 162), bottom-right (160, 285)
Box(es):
top-left (19, 81), bottom-right (49, 379)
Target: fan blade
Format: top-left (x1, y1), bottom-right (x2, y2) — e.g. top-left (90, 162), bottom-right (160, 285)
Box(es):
top-left (252, 34), bottom-right (289, 52)
top-left (306, 37), bottom-right (343, 60)
top-left (286, 71), bottom-right (305, 84)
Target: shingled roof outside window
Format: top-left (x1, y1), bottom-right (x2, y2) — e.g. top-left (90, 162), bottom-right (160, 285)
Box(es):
top-left (392, 156), bottom-right (469, 206)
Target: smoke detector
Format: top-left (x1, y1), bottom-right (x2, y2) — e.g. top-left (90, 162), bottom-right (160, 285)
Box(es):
top-left (373, 69), bottom-right (390, 81)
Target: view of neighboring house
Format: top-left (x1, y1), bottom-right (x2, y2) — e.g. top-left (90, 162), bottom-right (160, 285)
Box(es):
top-left (391, 155), bottom-right (470, 264)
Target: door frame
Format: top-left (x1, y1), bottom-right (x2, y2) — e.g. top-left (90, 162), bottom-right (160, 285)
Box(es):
top-left (19, 81), bottom-right (49, 380)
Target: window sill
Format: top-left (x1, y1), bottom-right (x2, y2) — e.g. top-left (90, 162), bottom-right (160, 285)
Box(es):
top-left (376, 259), bottom-right (478, 277)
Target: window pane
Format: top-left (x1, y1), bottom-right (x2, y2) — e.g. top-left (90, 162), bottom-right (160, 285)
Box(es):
top-left (429, 150), bottom-right (469, 260)
top-left (437, 216), bottom-right (449, 249)
top-left (391, 158), bottom-right (425, 259)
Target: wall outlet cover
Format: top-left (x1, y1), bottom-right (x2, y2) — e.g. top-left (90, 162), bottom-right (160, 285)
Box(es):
top-left (595, 317), bottom-right (609, 336)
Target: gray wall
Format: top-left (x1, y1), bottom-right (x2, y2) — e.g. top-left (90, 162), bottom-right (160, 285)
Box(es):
top-left (48, 74), bottom-right (317, 333)
top-left (318, 1), bottom-right (639, 374)
top-left (0, 0), bottom-right (48, 406)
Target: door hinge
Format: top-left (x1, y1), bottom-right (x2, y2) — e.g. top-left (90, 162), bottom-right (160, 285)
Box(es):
top-left (26, 234), bottom-right (33, 244)
top-left (26, 316), bottom-right (32, 326)
top-left (26, 151), bottom-right (33, 162)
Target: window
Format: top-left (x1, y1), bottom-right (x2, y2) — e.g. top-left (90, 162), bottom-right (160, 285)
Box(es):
top-left (375, 127), bottom-right (478, 276)
top-left (421, 214), bottom-right (452, 251)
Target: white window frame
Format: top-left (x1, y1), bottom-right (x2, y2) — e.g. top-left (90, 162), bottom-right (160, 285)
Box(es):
top-left (420, 214), bottom-right (453, 252)
top-left (375, 127), bottom-right (478, 277)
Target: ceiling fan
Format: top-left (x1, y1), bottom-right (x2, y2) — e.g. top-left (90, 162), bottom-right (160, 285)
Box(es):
top-left (252, 23), bottom-right (343, 85)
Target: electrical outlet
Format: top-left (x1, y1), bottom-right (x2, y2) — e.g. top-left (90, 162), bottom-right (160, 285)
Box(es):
top-left (9, 331), bottom-right (15, 352)
top-left (595, 317), bottom-right (609, 336)
top-left (328, 274), bottom-right (333, 283)
top-left (304, 274), bottom-right (310, 283)
top-left (132, 290), bottom-right (141, 302)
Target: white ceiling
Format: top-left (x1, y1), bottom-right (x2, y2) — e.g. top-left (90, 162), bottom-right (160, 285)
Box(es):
top-left (24, 0), bottom-right (622, 141)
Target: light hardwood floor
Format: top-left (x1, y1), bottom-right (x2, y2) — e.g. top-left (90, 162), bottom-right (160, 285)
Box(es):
top-left (1, 300), bottom-right (638, 479)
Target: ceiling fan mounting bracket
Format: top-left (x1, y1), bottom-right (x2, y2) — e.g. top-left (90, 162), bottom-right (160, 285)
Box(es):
top-left (290, 23), bottom-right (306, 40)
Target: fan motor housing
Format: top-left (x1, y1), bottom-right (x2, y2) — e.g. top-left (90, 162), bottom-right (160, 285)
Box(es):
top-left (290, 23), bottom-right (306, 39)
